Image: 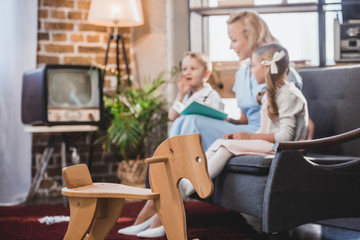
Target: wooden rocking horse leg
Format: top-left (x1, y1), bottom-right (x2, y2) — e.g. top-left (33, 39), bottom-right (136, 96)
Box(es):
top-left (155, 197), bottom-right (187, 240)
top-left (64, 197), bottom-right (97, 240)
top-left (86, 198), bottom-right (125, 240)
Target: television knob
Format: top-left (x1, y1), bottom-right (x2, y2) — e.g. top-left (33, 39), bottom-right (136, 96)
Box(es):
top-left (88, 113), bottom-right (94, 121)
top-left (54, 113), bottom-right (61, 121)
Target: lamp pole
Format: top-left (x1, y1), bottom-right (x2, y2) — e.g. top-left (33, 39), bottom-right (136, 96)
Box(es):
top-left (103, 27), bottom-right (131, 90)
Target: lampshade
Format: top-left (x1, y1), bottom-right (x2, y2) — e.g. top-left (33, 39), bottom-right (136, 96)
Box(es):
top-left (88, 0), bottom-right (144, 27)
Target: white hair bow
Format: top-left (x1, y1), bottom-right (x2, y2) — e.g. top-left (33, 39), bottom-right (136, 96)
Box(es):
top-left (261, 50), bottom-right (285, 74)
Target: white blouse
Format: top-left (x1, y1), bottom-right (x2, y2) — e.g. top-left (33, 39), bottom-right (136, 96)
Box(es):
top-left (173, 84), bottom-right (224, 112)
top-left (262, 82), bottom-right (308, 142)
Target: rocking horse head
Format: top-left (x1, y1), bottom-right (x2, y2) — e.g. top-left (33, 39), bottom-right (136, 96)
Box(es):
top-left (146, 133), bottom-right (213, 199)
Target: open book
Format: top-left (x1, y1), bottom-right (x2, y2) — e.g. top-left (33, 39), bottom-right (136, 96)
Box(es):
top-left (175, 100), bottom-right (228, 120)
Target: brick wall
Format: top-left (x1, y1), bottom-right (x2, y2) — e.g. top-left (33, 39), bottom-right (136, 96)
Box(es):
top-left (33, 0), bottom-right (133, 197)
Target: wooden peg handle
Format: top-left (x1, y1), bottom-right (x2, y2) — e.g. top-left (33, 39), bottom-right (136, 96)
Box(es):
top-left (145, 156), bottom-right (168, 164)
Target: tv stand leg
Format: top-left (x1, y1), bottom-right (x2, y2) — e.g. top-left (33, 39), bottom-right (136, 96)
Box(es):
top-left (87, 131), bottom-right (96, 172)
top-left (25, 134), bottom-right (57, 203)
top-left (60, 138), bottom-right (68, 206)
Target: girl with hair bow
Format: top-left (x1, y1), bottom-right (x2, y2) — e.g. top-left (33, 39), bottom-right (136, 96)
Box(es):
top-left (179, 43), bottom-right (310, 197)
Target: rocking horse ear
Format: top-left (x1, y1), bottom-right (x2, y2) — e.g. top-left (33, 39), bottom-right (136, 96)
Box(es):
top-left (62, 164), bottom-right (93, 189)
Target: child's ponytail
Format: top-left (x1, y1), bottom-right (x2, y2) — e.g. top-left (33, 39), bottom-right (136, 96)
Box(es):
top-left (255, 43), bottom-right (289, 120)
top-left (266, 70), bottom-right (279, 119)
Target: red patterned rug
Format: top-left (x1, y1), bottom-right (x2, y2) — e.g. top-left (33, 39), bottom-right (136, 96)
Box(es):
top-left (0, 200), bottom-right (260, 240)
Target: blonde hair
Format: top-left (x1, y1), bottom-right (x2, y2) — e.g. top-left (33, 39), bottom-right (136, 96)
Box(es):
top-left (227, 10), bottom-right (277, 53)
top-left (255, 43), bottom-right (289, 120)
top-left (183, 52), bottom-right (212, 72)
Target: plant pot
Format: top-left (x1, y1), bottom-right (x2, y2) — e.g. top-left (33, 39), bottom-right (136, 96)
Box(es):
top-left (117, 159), bottom-right (147, 188)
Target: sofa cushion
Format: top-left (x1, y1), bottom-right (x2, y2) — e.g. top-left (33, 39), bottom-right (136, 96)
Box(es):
top-left (225, 153), bottom-right (360, 176)
top-left (225, 155), bottom-right (274, 175)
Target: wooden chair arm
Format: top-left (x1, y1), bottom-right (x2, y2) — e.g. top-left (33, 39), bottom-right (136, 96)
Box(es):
top-left (274, 128), bottom-right (360, 150)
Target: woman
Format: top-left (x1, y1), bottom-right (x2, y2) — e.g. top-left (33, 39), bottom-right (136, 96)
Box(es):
top-left (169, 10), bottom-right (303, 151)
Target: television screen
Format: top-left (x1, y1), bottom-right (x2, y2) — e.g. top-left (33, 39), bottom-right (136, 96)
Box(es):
top-left (22, 64), bottom-right (103, 125)
top-left (48, 69), bottom-right (99, 107)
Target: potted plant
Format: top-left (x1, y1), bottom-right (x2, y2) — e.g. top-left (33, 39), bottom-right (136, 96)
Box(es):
top-left (99, 76), bottom-right (169, 186)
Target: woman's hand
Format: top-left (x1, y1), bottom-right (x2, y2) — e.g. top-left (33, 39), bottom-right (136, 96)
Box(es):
top-left (223, 132), bottom-right (252, 140)
top-left (224, 110), bottom-right (248, 125)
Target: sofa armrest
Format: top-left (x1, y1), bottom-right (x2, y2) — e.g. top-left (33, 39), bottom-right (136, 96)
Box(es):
top-left (274, 128), bottom-right (360, 150)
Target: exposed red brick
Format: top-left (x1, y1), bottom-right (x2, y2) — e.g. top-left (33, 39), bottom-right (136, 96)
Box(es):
top-left (33, 133), bottom-right (52, 143)
top-left (38, 32), bottom-right (49, 41)
top-left (39, 179), bottom-right (55, 189)
top-left (78, 46), bottom-right (105, 54)
top-left (103, 33), bottom-right (130, 44)
top-left (51, 10), bottom-right (65, 19)
top-left (78, 1), bottom-right (90, 10)
top-left (103, 34), bottom-right (110, 43)
top-left (44, 44), bottom-right (74, 53)
top-left (68, 11), bottom-right (82, 20)
top-left (79, 23), bottom-right (107, 33)
top-left (95, 56), bottom-right (117, 65)
top-left (43, 0), bottom-right (74, 8)
top-left (46, 166), bottom-right (62, 177)
top-left (92, 176), bottom-right (103, 182)
top-left (70, 34), bottom-right (84, 42)
top-left (34, 0), bottom-right (137, 197)
top-left (37, 55), bottom-right (60, 64)
top-left (103, 79), bottom-right (111, 88)
top-left (90, 164), bottom-right (109, 174)
top-left (52, 33), bottom-right (67, 41)
top-left (94, 56), bottom-right (105, 64)
top-left (63, 56), bottom-right (92, 65)
top-left (44, 22), bottom-right (73, 31)
top-left (38, 9), bottom-right (48, 18)
top-left (118, 28), bottom-right (130, 34)
top-left (87, 35), bottom-right (100, 42)
top-left (103, 175), bottom-right (118, 183)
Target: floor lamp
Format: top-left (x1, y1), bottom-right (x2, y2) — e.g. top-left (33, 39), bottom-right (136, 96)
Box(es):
top-left (88, 0), bottom-right (144, 88)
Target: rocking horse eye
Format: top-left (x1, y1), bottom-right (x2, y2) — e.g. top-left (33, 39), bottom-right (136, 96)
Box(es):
top-left (196, 156), bottom-right (201, 163)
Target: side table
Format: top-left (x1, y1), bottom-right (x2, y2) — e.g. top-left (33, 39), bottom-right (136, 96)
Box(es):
top-left (24, 125), bottom-right (98, 203)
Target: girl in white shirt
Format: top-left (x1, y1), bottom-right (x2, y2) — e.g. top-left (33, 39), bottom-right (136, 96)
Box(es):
top-left (168, 52), bottom-right (223, 121)
top-left (118, 52), bottom-right (223, 238)
top-left (180, 43), bottom-right (309, 197)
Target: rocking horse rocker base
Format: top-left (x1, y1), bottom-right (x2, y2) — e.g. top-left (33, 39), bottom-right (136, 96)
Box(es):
top-left (61, 134), bottom-right (214, 240)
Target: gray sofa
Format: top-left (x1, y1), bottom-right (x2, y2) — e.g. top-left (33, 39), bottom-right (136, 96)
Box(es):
top-left (204, 65), bottom-right (360, 235)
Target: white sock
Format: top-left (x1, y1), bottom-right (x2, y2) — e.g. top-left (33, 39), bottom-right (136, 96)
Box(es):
top-left (207, 147), bottom-right (233, 179)
top-left (179, 147), bottom-right (233, 199)
top-left (206, 150), bottom-right (215, 159)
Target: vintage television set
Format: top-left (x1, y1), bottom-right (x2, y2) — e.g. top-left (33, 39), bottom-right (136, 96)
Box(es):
top-left (21, 64), bottom-right (103, 125)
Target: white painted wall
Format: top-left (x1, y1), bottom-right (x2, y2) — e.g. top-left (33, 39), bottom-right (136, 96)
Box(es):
top-left (132, 0), bottom-right (189, 103)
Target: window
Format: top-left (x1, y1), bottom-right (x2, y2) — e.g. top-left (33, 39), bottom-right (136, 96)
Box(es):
top-left (190, 0), bottom-right (343, 67)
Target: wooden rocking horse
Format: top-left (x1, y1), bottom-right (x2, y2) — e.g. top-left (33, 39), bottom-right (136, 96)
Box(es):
top-left (61, 133), bottom-right (214, 240)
